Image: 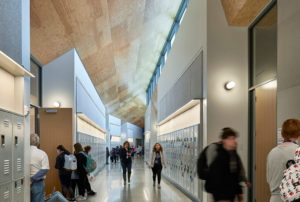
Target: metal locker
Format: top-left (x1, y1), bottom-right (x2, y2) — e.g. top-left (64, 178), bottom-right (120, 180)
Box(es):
top-left (12, 115), bottom-right (24, 180)
top-left (13, 178), bottom-right (24, 202)
top-left (0, 110), bottom-right (12, 184)
top-left (0, 181), bottom-right (12, 201)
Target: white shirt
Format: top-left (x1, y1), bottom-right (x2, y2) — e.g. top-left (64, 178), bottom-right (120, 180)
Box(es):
top-left (30, 146), bottom-right (50, 178)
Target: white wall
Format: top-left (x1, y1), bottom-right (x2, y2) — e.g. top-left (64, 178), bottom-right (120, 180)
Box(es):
top-left (109, 115), bottom-right (121, 136)
top-left (277, 0), bottom-right (300, 126)
top-left (206, 0), bottom-right (248, 200)
top-left (74, 50), bottom-right (106, 130)
top-left (158, 0), bottom-right (207, 101)
top-left (42, 50), bottom-right (75, 108)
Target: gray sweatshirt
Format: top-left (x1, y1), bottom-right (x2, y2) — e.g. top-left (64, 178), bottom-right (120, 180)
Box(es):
top-left (267, 143), bottom-right (299, 202)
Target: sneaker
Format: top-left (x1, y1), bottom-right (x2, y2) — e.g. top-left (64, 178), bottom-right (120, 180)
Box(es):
top-left (76, 196), bottom-right (87, 201)
top-left (158, 184), bottom-right (161, 189)
top-left (69, 198), bottom-right (76, 201)
top-left (87, 191), bottom-right (96, 196)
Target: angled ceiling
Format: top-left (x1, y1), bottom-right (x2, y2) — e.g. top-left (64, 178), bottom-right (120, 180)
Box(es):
top-left (31, 0), bottom-right (182, 127)
top-left (221, 0), bottom-right (271, 26)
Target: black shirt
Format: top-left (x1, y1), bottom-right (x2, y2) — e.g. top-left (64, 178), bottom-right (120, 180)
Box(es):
top-left (154, 152), bottom-right (162, 166)
top-left (120, 148), bottom-right (132, 164)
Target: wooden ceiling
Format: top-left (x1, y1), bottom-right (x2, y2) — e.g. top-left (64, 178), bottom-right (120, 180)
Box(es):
top-left (221, 0), bottom-right (271, 26)
top-left (31, 0), bottom-right (182, 127)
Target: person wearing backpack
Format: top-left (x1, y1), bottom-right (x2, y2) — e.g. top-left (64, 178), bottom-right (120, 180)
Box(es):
top-left (73, 143), bottom-right (88, 200)
top-left (267, 119), bottom-right (300, 202)
top-left (197, 128), bottom-right (250, 202)
top-left (84, 145), bottom-right (96, 196)
top-left (120, 141), bottom-right (133, 185)
top-left (55, 145), bottom-right (75, 201)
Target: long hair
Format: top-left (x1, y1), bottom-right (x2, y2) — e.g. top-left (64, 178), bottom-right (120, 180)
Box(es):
top-left (152, 143), bottom-right (163, 152)
top-left (123, 141), bottom-right (130, 149)
top-left (84, 145), bottom-right (91, 153)
top-left (74, 143), bottom-right (83, 154)
top-left (57, 145), bottom-right (70, 155)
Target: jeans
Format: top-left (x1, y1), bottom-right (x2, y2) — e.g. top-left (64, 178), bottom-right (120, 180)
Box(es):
top-left (30, 181), bottom-right (45, 202)
top-left (46, 191), bottom-right (68, 202)
top-left (121, 162), bottom-right (132, 174)
top-left (152, 164), bottom-right (162, 184)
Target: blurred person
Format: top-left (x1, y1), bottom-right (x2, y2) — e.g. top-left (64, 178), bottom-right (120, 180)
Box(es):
top-left (111, 148), bottom-right (117, 163)
top-left (267, 119), bottom-right (300, 202)
top-left (83, 145), bottom-right (96, 196)
top-left (120, 141), bottom-right (133, 185)
top-left (198, 128), bottom-right (250, 202)
top-left (149, 143), bottom-right (167, 188)
top-left (55, 145), bottom-right (75, 201)
top-left (30, 134), bottom-right (50, 202)
top-left (116, 146), bottom-right (120, 162)
top-left (73, 143), bottom-right (88, 200)
top-left (106, 147), bottom-right (110, 165)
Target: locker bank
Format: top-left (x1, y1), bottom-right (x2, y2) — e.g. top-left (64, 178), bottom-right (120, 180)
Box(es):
top-left (0, 0), bottom-right (300, 202)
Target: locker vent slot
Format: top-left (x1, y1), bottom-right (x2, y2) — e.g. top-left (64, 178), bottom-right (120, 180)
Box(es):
top-left (17, 123), bottom-right (22, 129)
top-left (3, 191), bottom-right (9, 199)
top-left (3, 120), bottom-right (9, 127)
top-left (4, 160), bottom-right (10, 175)
top-left (16, 186), bottom-right (22, 194)
top-left (17, 158), bottom-right (22, 171)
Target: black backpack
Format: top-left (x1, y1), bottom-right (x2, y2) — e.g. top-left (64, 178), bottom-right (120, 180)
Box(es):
top-left (197, 143), bottom-right (220, 180)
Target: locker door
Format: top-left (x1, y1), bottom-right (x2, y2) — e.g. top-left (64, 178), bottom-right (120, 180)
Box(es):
top-left (0, 181), bottom-right (12, 201)
top-left (13, 178), bottom-right (24, 202)
top-left (12, 115), bottom-right (24, 180)
top-left (0, 110), bottom-right (12, 184)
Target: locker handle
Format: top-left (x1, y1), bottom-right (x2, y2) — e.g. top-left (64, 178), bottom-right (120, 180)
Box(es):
top-left (1, 135), bottom-right (5, 146)
top-left (15, 136), bottom-right (18, 145)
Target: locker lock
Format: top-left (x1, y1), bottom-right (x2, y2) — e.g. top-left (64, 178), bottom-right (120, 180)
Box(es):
top-left (15, 136), bottom-right (18, 145)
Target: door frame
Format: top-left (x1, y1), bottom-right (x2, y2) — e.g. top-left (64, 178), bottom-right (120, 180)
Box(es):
top-left (248, 1), bottom-right (277, 201)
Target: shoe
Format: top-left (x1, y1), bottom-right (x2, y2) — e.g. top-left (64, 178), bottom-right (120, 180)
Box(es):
top-left (158, 184), bottom-right (161, 189)
top-left (76, 196), bottom-right (87, 201)
top-left (88, 190), bottom-right (96, 196)
top-left (69, 198), bottom-right (76, 201)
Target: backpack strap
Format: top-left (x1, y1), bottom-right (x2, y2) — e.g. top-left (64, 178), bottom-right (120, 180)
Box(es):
top-left (206, 143), bottom-right (220, 167)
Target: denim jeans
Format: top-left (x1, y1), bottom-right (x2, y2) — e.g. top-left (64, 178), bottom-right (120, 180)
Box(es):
top-left (30, 181), bottom-right (45, 202)
top-left (46, 191), bottom-right (68, 202)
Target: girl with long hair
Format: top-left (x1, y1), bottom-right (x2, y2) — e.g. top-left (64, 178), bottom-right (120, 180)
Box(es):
top-left (119, 141), bottom-right (133, 185)
top-left (149, 143), bottom-right (166, 188)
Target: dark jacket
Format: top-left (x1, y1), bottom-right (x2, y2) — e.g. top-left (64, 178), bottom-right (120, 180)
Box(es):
top-left (55, 151), bottom-right (69, 176)
top-left (106, 150), bottom-right (110, 158)
top-left (205, 143), bottom-right (243, 197)
top-left (120, 148), bottom-right (132, 164)
top-left (75, 152), bottom-right (87, 175)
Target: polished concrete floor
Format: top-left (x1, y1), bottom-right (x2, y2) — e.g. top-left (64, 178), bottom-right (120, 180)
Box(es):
top-left (87, 158), bottom-right (192, 202)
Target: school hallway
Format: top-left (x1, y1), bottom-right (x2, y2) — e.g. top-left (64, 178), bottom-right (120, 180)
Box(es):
top-left (87, 159), bottom-right (192, 202)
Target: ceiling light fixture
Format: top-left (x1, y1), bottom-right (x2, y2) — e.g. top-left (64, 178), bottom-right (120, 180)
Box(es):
top-left (225, 81), bottom-right (236, 90)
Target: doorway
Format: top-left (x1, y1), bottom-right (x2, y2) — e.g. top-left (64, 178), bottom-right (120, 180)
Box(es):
top-left (253, 81), bottom-right (277, 202)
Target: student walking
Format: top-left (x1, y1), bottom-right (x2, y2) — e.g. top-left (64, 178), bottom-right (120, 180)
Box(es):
top-left (30, 134), bottom-right (50, 202)
top-left (55, 145), bottom-right (75, 201)
top-left (106, 147), bottom-right (110, 165)
top-left (149, 143), bottom-right (167, 188)
top-left (197, 128), bottom-right (250, 202)
top-left (267, 119), bottom-right (300, 202)
top-left (120, 141), bottom-right (133, 185)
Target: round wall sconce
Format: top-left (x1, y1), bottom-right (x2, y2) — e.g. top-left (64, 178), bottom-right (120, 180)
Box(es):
top-left (224, 81), bottom-right (236, 90)
top-left (53, 101), bottom-right (61, 108)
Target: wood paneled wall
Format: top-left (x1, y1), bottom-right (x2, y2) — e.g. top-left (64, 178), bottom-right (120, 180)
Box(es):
top-left (255, 83), bottom-right (277, 202)
top-left (39, 108), bottom-right (73, 195)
